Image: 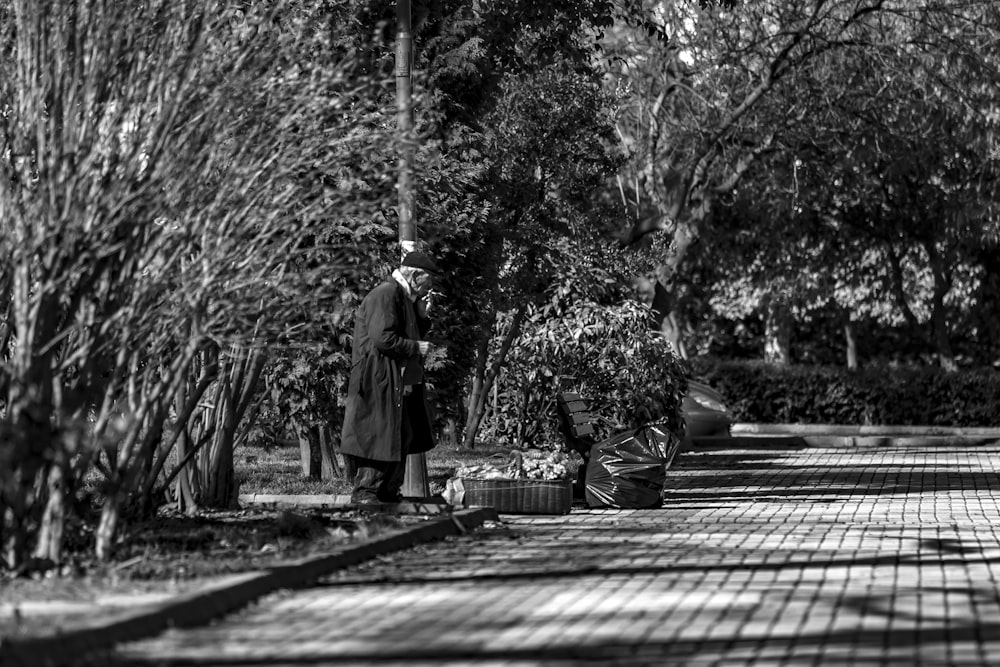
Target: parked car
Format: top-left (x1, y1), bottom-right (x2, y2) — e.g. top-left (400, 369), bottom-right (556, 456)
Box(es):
top-left (680, 380), bottom-right (734, 445)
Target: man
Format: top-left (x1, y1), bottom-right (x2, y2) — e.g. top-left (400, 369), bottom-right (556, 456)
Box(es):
top-left (339, 251), bottom-right (441, 504)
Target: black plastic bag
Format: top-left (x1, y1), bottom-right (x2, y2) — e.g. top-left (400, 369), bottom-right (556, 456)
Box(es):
top-left (584, 423), bottom-right (680, 509)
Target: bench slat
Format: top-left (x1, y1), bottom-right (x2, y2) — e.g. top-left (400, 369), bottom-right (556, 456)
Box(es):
top-left (558, 392), bottom-right (597, 451)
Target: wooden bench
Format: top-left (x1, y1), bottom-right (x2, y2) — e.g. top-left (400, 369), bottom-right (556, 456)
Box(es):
top-left (557, 392), bottom-right (600, 498)
top-left (557, 392), bottom-right (597, 454)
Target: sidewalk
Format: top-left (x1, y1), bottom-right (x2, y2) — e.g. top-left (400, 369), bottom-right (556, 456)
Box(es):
top-left (0, 507), bottom-right (498, 667)
top-left (86, 441), bottom-right (1000, 666)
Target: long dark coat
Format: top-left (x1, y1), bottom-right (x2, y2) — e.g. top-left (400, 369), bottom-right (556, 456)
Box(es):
top-left (339, 280), bottom-right (436, 462)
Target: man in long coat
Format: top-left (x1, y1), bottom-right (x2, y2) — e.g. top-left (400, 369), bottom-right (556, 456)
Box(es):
top-left (340, 251), bottom-right (441, 503)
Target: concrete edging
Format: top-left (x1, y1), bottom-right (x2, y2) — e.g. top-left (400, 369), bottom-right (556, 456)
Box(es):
top-left (238, 494), bottom-right (453, 515)
top-left (0, 506), bottom-right (498, 667)
top-left (686, 424), bottom-right (1000, 450)
top-left (732, 423), bottom-right (1000, 437)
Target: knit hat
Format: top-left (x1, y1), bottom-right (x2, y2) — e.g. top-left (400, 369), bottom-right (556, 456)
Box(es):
top-left (400, 251), bottom-right (442, 274)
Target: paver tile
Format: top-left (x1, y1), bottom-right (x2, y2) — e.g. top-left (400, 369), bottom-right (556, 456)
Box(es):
top-left (101, 444), bottom-right (1000, 666)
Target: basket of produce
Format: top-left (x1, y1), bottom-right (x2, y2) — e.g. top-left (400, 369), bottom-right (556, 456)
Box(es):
top-left (449, 449), bottom-right (579, 515)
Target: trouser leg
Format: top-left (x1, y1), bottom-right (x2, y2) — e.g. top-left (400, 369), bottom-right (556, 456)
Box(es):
top-left (346, 393), bottom-right (420, 503)
top-left (345, 454), bottom-right (388, 504)
top-left (382, 393), bottom-right (416, 500)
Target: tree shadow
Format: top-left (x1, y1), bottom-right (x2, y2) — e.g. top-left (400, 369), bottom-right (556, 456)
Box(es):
top-left (97, 445), bottom-right (1000, 667)
top-left (103, 585), bottom-right (1000, 666)
top-left (663, 448), bottom-right (1000, 499)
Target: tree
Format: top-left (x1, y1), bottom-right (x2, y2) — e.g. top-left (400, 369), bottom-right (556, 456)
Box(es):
top-left (0, 0), bottom-right (396, 569)
top-left (607, 0), bottom-right (1000, 367)
top-left (697, 0), bottom-right (1000, 368)
top-left (605, 1), bottom-right (900, 345)
top-left (354, 0), bottom-right (634, 448)
top-left (482, 239), bottom-right (687, 448)
top-left (453, 64), bottom-right (628, 447)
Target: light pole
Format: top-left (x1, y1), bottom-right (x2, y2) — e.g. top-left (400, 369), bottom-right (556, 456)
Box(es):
top-left (395, 0), bottom-right (415, 248)
top-left (396, 0), bottom-right (430, 499)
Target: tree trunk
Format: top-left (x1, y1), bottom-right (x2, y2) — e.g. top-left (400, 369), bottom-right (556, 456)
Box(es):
top-left (1, 274), bottom-right (61, 570)
top-left (929, 273), bottom-right (957, 369)
top-left (660, 312), bottom-right (689, 360)
top-left (2, 379), bottom-right (57, 570)
top-left (318, 427), bottom-right (342, 480)
top-left (764, 298), bottom-right (791, 364)
top-left (174, 372), bottom-right (198, 515)
top-left (1, 440), bottom-right (44, 570)
top-left (189, 343), bottom-right (267, 509)
top-left (159, 355), bottom-right (218, 514)
top-left (925, 240), bottom-right (957, 371)
top-left (462, 331), bottom-right (491, 448)
top-left (94, 496), bottom-right (121, 562)
top-left (932, 313), bottom-right (958, 372)
top-left (461, 305), bottom-right (526, 449)
top-left (299, 429), bottom-right (320, 478)
top-left (137, 412), bottom-right (167, 516)
top-left (844, 320), bottom-right (858, 370)
top-left (32, 464), bottom-right (66, 565)
top-left (203, 378), bottom-right (236, 507)
top-left (299, 425), bottom-right (342, 480)
top-left (635, 275), bottom-right (689, 358)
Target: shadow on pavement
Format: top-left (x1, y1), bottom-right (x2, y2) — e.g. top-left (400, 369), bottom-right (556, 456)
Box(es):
top-left (95, 445), bottom-right (1000, 667)
top-left (104, 620), bottom-right (1000, 666)
top-left (666, 460), bottom-right (1000, 499)
top-left (307, 536), bottom-right (1000, 588)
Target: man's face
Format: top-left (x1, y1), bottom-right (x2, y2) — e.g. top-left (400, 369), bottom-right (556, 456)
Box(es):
top-left (410, 269), bottom-right (434, 297)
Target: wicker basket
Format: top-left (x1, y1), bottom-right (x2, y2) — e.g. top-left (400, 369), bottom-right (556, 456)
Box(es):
top-left (460, 477), bottom-right (573, 515)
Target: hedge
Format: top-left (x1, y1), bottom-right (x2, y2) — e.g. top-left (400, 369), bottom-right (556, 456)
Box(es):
top-left (686, 358), bottom-right (1000, 427)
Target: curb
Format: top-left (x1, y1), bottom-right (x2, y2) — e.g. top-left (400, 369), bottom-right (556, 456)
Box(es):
top-left (238, 494), bottom-right (452, 515)
top-left (684, 435), bottom-right (807, 451)
top-left (793, 434), bottom-right (1000, 448)
top-left (732, 423), bottom-right (1000, 437)
top-left (0, 507), bottom-right (498, 667)
top-left (239, 493), bottom-right (355, 507)
top-left (686, 434), bottom-right (1000, 450)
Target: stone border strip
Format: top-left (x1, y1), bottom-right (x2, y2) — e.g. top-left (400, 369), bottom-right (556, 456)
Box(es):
top-left (238, 494), bottom-right (452, 515)
top-left (686, 424), bottom-right (1000, 450)
top-left (0, 507), bottom-right (498, 667)
top-left (794, 435), bottom-right (1000, 448)
top-left (732, 423), bottom-right (1000, 437)
top-left (240, 492), bottom-right (355, 506)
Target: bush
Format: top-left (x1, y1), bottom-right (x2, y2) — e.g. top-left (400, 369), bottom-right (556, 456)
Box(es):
top-left (687, 357), bottom-right (1000, 426)
top-left (487, 299), bottom-right (688, 447)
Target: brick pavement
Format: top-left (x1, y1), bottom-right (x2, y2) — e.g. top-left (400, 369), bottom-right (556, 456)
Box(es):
top-left (101, 444), bottom-right (1000, 666)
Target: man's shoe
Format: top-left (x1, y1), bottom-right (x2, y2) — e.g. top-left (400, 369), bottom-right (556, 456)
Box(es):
top-left (351, 492), bottom-right (380, 505)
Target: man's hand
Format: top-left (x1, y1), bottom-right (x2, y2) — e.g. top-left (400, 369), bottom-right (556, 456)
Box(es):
top-left (417, 341), bottom-right (433, 356)
top-left (415, 291), bottom-right (438, 318)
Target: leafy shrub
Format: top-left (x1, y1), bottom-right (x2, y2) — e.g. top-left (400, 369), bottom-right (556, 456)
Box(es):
top-left (256, 285), bottom-right (359, 446)
top-left (488, 298), bottom-right (688, 447)
top-left (260, 345), bottom-right (351, 441)
top-left (688, 357), bottom-right (1000, 426)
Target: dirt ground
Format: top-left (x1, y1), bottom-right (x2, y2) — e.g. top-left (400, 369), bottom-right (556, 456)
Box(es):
top-left (0, 505), bottom-right (417, 637)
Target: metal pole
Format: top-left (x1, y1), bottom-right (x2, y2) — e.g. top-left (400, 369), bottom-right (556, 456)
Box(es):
top-left (396, 0), bottom-right (430, 500)
top-left (396, 0), bottom-right (416, 249)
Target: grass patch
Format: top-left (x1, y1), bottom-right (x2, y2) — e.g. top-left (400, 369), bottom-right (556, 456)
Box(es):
top-left (236, 442), bottom-right (351, 495)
